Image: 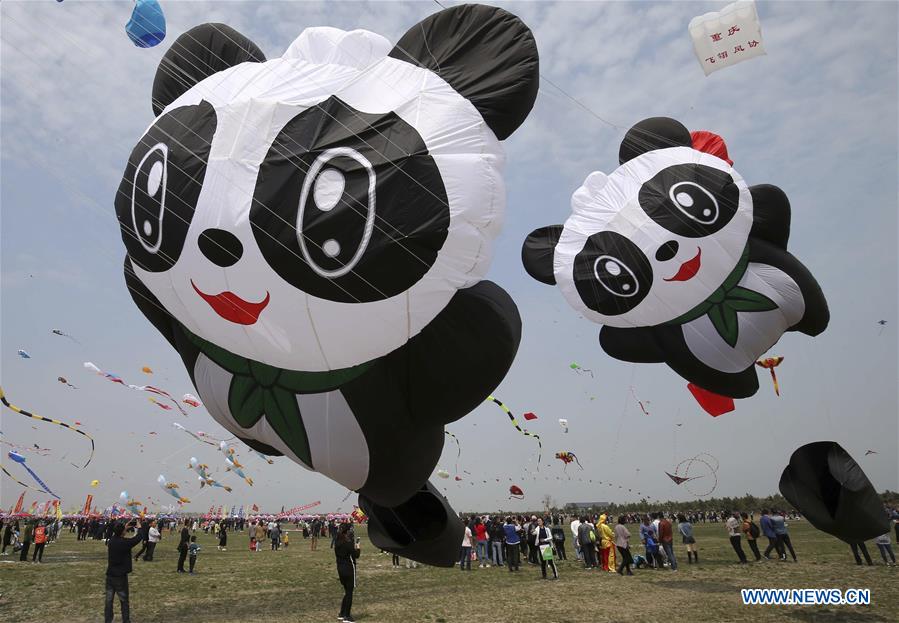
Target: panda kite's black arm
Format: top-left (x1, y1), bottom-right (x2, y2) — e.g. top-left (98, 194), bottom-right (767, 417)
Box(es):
top-left (599, 325), bottom-right (667, 363)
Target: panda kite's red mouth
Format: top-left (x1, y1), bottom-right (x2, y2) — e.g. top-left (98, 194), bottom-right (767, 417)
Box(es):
top-left (191, 280), bottom-right (270, 325)
top-left (664, 248), bottom-right (702, 282)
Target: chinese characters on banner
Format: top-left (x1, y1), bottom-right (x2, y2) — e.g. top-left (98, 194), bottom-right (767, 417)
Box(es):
top-left (689, 0), bottom-right (766, 76)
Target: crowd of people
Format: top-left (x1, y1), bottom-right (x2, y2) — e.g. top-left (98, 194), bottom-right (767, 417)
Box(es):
top-left (455, 506), bottom-right (899, 578)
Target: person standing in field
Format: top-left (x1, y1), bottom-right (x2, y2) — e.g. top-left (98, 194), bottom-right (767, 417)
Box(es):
top-left (31, 521), bottom-right (47, 563)
top-left (578, 516), bottom-right (597, 569)
top-left (615, 516), bottom-right (634, 576)
top-left (188, 535), bottom-right (200, 574)
top-left (874, 531), bottom-right (895, 566)
top-left (144, 520), bottom-right (160, 561)
top-left (503, 517), bottom-right (521, 572)
top-left (176, 519), bottom-right (190, 573)
top-left (533, 517), bottom-right (559, 580)
top-left (459, 518), bottom-right (473, 571)
top-left (657, 514), bottom-right (676, 571)
top-left (726, 512), bottom-right (748, 564)
top-left (132, 520), bottom-right (150, 562)
top-left (740, 513), bottom-right (761, 561)
top-left (19, 520), bottom-right (33, 562)
top-left (335, 523), bottom-right (361, 623)
top-left (677, 514), bottom-right (698, 564)
top-left (218, 524), bottom-right (227, 551)
top-left (760, 509), bottom-right (783, 560)
top-left (105, 520), bottom-right (142, 623)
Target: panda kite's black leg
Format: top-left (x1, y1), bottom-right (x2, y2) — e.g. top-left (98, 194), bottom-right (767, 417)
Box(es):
top-left (358, 480), bottom-right (463, 567)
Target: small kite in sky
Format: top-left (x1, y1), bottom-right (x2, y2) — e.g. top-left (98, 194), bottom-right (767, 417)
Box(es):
top-left (17, 350), bottom-right (31, 359)
top-left (172, 422), bottom-right (217, 446)
top-left (523, 412), bottom-right (538, 421)
top-left (119, 491), bottom-right (143, 515)
top-left (509, 484), bottom-right (524, 499)
top-left (436, 469), bottom-right (450, 479)
top-left (224, 456), bottom-right (253, 486)
top-left (84, 362), bottom-right (187, 415)
top-left (57, 376), bottom-right (78, 389)
top-left (558, 418), bottom-right (569, 433)
top-left (569, 363), bottom-right (593, 377)
top-left (251, 450), bottom-right (274, 465)
top-left (668, 453), bottom-right (719, 496)
top-left (141, 366), bottom-right (154, 375)
top-left (864, 449), bottom-right (877, 456)
top-left (630, 387), bottom-right (650, 415)
top-left (148, 397), bottom-right (173, 411)
top-left (555, 451), bottom-right (582, 471)
top-left (755, 356), bottom-right (784, 396)
top-left (877, 320), bottom-right (887, 335)
top-left (126, 0), bottom-right (166, 48)
top-left (90, 479), bottom-right (100, 488)
top-left (182, 394), bottom-right (202, 408)
top-left (51, 329), bottom-right (80, 343)
top-left (688, 0), bottom-right (766, 76)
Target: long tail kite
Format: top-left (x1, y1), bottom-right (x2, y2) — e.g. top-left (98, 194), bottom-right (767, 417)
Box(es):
top-left (7, 451), bottom-right (60, 499)
top-left (444, 429), bottom-right (461, 475)
top-left (0, 386), bottom-right (94, 467)
top-left (487, 395), bottom-right (542, 470)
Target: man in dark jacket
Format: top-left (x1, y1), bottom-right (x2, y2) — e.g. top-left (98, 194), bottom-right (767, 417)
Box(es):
top-left (177, 519), bottom-right (190, 572)
top-left (133, 520), bottom-right (151, 561)
top-left (105, 520), bottom-right (141, 623)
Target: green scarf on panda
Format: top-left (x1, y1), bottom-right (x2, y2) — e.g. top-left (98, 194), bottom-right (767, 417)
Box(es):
top-left (667, 247), bottom-right (777, 347)
top-left (183, 327), bottom-right (373, 468)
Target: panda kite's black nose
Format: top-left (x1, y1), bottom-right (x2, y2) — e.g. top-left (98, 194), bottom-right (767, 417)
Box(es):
top-left (655, 240), bottom-right (679, 262)
top-left (199, 228), bottom-right (243, 267)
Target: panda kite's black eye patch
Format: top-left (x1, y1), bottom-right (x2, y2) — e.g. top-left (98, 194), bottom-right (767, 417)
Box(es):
top-left (115, 101), bottom-right (217, 273)
top-left (250, 96), bottom-right (450, 303)
top-left (638, 163), bottom-right (739, 238)
top-left (573, 230), bottom-right (652, 316)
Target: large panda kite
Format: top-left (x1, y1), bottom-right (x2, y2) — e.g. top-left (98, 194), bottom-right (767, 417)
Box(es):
top-left (522, 117), bottom-right (829, 414)
top-left (116, 5), bottom-right (538, 565)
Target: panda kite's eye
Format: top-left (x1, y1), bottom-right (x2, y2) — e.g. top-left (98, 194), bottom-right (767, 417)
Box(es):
top-left (669, 182), bottom-right (718, 225)
top-left (131, 143), bottom-right (169, 254)
top-left (594, 255), bottom-right (640, 298)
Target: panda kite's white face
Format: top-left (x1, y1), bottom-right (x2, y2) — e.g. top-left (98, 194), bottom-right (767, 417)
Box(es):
top-left (116, 29), bottom-right (505, 372)
top-left (553, 147), bottom-right (753, 328)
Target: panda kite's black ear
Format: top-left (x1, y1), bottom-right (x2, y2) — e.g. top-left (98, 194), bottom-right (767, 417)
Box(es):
top-left (619, 117), bottom-right (692, 164)
top-left (522, 226), bottom-right (563, 285)
top-left (749, 184), bottom-right (792, 249)
top-left (389, 4), bottom-right (539, 140)
top-left (152, 23), bottom-right (266, 116)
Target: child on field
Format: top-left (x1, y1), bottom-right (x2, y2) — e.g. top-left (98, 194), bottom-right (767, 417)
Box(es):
top-left (282, 531), bottom-right (289, 549)
top-left (188, 535), bottom-right (200, 574)
top-left (250, 537), bottom-right (257, 552)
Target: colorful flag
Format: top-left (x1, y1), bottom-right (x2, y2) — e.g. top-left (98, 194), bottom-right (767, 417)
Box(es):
top-left (82, 494), bottom-right (93, 515)
top-left (13, 491), bottom-right (25, 514)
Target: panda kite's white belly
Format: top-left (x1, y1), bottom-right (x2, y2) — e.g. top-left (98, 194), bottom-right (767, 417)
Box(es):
top-left (192, 353), bottom-right (371, 490)
top-left (681, 263), bottom-right (805, 373)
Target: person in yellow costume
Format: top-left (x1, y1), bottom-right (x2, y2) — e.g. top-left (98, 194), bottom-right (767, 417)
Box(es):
top-left (599, 514), bottom-right (616, 572)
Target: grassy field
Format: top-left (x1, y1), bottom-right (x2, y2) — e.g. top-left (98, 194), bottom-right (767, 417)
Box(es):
top-left (1, 522), bottom-right (896, 622)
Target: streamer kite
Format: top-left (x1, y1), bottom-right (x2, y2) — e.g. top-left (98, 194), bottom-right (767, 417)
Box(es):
top-left (119, 491), bottom-right (143, 514)
top-left (84, 362), bottom-right (187, 415)
top-left (157, 474), bottom-right (190, 504)
top-left (487, 395), bottom-right (542, 470)
top-left (251, 450), bottom-right (274, 465)
top-left (148, 397), bottom-right (173, 411)
top-left (755, 356), bottom-right (784, 395)
top-left (0, 387), bottom-right (95, 467)
top-left (189, 456), bottom-right (232, 491)
top-left (7, 451), bottom-right (60, 498)
top-left (630, 387), bottom-right (650, 415)
top-left (57, 376), bottom-right (78, 389)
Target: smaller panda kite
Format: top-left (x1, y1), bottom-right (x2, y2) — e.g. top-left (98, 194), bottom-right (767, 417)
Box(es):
top-left (522, 117), bottom-right (829, 415)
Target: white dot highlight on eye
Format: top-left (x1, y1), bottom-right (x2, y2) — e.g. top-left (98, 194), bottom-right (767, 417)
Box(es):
top-left (675, 191), bottom-right (693, 207)
top-left (147, 160), bottom-right (164, 197)
top-left (622, 283), bottom-right (631, 291)
top-left (323, 239), bottom-right (341, 258)
top-left (143, 220), bottom-right (152, 236)
top-left (313, 168), bottom-right (345, 212)
top-left (605, 260), bottom-right (621, 276)
top-left (703, 208), bottom-right (712, 217)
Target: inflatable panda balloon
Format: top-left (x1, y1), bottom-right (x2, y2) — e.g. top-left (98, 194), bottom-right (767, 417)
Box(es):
top-left (522, 117), bottom-right (828, 414)
top-left (116, 5), bottom-right (538, 566)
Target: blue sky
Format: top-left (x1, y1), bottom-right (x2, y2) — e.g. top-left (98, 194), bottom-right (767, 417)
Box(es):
top-left (1, 0), bottom-right (896, 514)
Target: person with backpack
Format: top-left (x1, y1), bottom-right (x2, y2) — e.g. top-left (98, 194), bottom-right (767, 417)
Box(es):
top-left (677, 514), bottom-right (698, 564)
top-left (741, 512), bottom-right (762, 561)
top-left (726, 512), bottom-right (748, 564)
top-left (577, 516), bottom-right (597, 569)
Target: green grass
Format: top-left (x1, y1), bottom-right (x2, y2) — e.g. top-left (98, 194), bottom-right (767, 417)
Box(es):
top-left (1, 522), bottom-right (896, 622)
